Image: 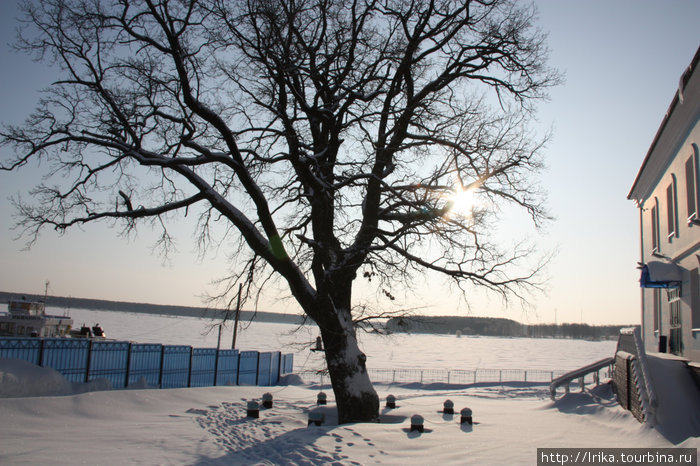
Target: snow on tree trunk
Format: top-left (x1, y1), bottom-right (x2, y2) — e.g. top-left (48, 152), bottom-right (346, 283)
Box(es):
top-left (318, 304), bottom-right (379, 424)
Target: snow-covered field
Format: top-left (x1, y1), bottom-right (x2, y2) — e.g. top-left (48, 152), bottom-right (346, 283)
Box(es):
top-left (63, 307), bottom-right (617, 372)
top-left (1, 308), bottom-right (697, 465)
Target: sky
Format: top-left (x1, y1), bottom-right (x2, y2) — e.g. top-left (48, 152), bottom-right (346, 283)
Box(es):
top-left (1, 0), bottom-right (699, 325)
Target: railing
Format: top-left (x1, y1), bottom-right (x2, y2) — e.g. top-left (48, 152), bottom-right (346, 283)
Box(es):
top-left (615, 327), bottom-right (657, 424)
top-left (549, 357), bottom-right (614, 400)
top-left (0, 337), bottom-right (294, 389)
top-left (296, 367), bottom-right (575, 386)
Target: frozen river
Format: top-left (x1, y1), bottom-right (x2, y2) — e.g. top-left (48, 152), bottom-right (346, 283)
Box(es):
top-left (60, 307), bottom-right (617, 373)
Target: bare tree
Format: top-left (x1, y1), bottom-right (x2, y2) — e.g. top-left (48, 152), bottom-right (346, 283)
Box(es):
top-left (1, 0), bottom-right (558, 423)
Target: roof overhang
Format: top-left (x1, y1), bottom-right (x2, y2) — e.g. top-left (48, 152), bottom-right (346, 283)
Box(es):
top-left (628, 46), bottom-right (700, 204)
top-left (639, 261), bottom-right (683, 288)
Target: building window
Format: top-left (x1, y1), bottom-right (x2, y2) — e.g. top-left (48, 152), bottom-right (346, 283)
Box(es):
top-left (692, 268), bottom-right (700, 329)
top-left (653, 288), bottom-right (662, 333)
top-left (668, 288), bottom-right (682, 355)
top-left (667, 175), bottom-right (679, 241)
top-left (651, 197), bottom-right (661, 253)
top-left (686, 145), bottom-right (700, 223)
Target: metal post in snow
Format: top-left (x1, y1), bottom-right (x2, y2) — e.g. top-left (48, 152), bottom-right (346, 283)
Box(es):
top-left (124, 342), bottom-right (132, 388)
top-left (38, 337), bottom-right (45, 367)
top-left (158, 345), bottom-right (165, 388)
top-left (187, 346), bottom-right (193, 388)
top-left (85, 340), bottom-right (93, 383)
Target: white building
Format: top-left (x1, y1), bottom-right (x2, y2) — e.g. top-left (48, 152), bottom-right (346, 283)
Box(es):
top-left (628, 46), bottom-right (700, 363)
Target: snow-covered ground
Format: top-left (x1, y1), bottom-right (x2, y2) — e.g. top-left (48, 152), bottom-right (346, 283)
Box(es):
top-left (0, 358), bottom-right (697, 465)
top-left (1, 308), bottom-right (697, 464)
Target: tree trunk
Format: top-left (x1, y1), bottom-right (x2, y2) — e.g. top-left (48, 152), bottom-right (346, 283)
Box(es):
top-left (317, 301), bottom-right (379, 424)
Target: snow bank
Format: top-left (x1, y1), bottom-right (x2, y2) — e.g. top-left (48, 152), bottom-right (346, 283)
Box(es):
top-left (646, 353), bottom-right (700, 444)
top-left (0, 358), bottom-right (73, 397)
top-left (0, 358), bottom-right (111, 398)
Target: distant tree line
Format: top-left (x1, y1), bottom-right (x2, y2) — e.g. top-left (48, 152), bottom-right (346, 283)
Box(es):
top-left (0, 291), bottom-right (304, 325)
top-left (385, 316), bottom-right (629, 340)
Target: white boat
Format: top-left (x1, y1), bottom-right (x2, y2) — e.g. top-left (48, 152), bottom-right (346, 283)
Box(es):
top-left (0, 299), bottom-right (74, 338)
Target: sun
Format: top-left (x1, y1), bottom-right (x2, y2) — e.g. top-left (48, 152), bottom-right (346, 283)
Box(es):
top-left (446, 186), bottom-right (476, 218)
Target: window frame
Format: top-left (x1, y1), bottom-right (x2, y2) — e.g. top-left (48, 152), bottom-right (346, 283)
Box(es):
top-left (652, 288), bottom-right (662, 334)
top-left (685, 145), bottom-right (700, 224)
top-left (651, 197), bottom-right (661, 254)
top-left (667, 175), bottom-right (679, 242)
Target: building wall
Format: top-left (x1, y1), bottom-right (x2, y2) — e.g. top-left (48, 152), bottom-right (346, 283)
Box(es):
top-left (639, 123), bottom-right (700, 362)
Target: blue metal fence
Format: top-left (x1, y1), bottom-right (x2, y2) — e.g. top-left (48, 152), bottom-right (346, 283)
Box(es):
top-left (238, 351), bottom-right (259, 385)
top-left (0, 338), bottom-right (41, 365)
top-left (215, 349), bottom-right (239, 386)
top-left (128, 343), bottom-right (161, 387)
top-left (0, 337), bottom-right (293, 390)
top-left (41, 339), bottom-right (90, 383)
top-left (258, 352), bottom-right (272, 386)
top-left (190, 348), bottom-right (217, 388)
top-left (161, 345), bottom-right (191, 389)
top-left (88, 341), bottom-right (129, 388)
top-left (281, 353), bottom-right (294, 374)
top-left (269, 351), bottom-right (280, 386)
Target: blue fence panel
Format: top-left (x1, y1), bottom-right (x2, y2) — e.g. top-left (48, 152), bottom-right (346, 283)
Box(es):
top-left (190, 348), bottom-right (216, 387)
top-left (280, 353), bottom-right (294, 374)
top-left (269, 351), bottom-right (281, 385)
top-left (41, 338), bottom-right (90, 383)
top-left (0, 337), bottom-right (41, 365)
top-left (88, 341), bottom-right (130, 388)
top-left (237, 351), bottom-right (259, 385)
top-left (161, 345), bottom-right (191, 388)
top-left (215, 349), bottom-right (239, 386)
top-left (279, 354), bottom-right (288, 375)
top-left (257, 352), bottom-right (272, 386)
top-left (128, 343), bottom-right (162, 387)
top-left (1, 337), bottom-right (290, 389)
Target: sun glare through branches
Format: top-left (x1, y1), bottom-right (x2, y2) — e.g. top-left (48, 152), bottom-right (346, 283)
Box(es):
top-left (445, 186), bottom-right (478, 219)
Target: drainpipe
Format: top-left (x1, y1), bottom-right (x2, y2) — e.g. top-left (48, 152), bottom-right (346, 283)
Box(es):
top-left (638, 202), bottom-right (646, 347)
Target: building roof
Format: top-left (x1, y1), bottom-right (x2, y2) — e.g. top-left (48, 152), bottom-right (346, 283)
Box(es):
top-left (628, 46), bottom-right (700, 203)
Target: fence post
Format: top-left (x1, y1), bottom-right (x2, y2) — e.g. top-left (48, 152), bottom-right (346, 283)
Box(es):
top-left (214, 348), bottom-right (220, 387)
top-left (275, 352), bottom-right (281, 384)
top-left (420, 370), bottom-right (423, 384)
top-left (255, 352), bottom-right (260, 386)
top-left (236, 350), bottom-right (244, 386)
top-left (124, 342), bottom-right (132, 388)
top-left (393, 370), bottom-right (396, 383)
top-left (38, 337), bottom-right (46, 367)
top-left (85, 340), bottom-right (94, 383)
top-left (187, 347), bottom-right (194, 388)
top-left (158, 345), bottom-right (165, 388)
